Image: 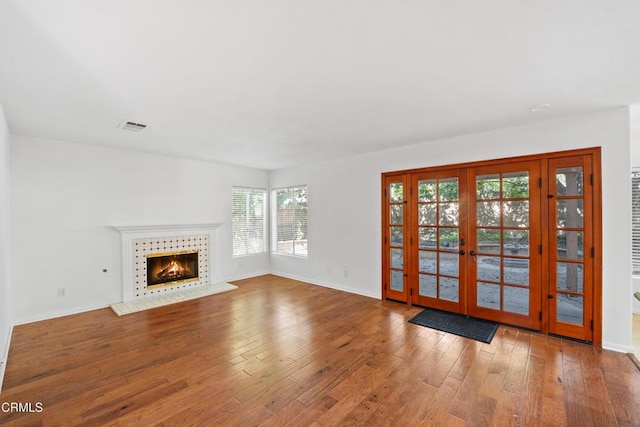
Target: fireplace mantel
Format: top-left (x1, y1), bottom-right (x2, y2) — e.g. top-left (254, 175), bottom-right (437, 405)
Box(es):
top-left (114, 223), bottom-right (222, 302)
top-left (114, 223), bottom-right (223, 237)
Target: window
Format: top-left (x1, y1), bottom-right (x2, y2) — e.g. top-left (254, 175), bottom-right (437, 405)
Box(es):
top-left (633, 170), bottom-right (640, 275)
top-left (272, 186), bottom-right (307, 257)
top-left (232, 187), bottom-right (266, 257)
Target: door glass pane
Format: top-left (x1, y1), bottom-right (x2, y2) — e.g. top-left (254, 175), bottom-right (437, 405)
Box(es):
top-left (477, 282), bottom-right (500, 309)
top-left (557, 200), bottom-right (584, 228)
top-left (389, 182), bottom-right (404, 202)
top-left (503, 229), bottom-right (529, 256)
top-left (556, 167), bottom-right (583, 196)
top-left (557, 231), bottom-right (584, 260)
top-left (439, 178), bottom-right (459, 201)
top-left (390, 226), bottom-right (403, 245)
top-left (440, 277), bottom-right (459, 302)
top-left (419, 227), bottom-right (436, 249)
top-left (419, 274), bottom-right (437, 297)
top-left (418, 180), bottom-right (437, 202)
top-left (439, 203), bottom-right (459, 226)
top-left (503, 201), bottom-right (529, 227)
top-left (504, 259), bottom-right (529, 286)
top-left (390, 205), bottom-right (403, 225)
top-left (504, 286), bottom-right (529, 315)
top-left (477, 202), bottom-right (500, 226)
top-left (391, 248), bottom-right (403, 269)
top-left (390, 270), bottom-right (403, 291)
top-left (556, 262), bottom-right (584, 293)
top-left (503, 172), bottom-right (529, 199)
top-left (557, 295), bottom-right (583, 325)
top-left (477, 174), bottom-right (500, 199)
top-left (419, 204), bottom-right (437, 225)
top-left (419, 250), bottom-right (437, 274)
top-left (477, 256), bottom-right (501, 282)
top-left (439, 252), bottom-right (459, 277)
top-left (439, 228), bottom-right (459, 251)
top-left (477, 229), bottom-right (501, 254)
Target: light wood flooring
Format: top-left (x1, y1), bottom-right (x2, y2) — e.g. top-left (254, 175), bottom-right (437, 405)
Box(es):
top-left (1, 275), bottom-right (640, 426)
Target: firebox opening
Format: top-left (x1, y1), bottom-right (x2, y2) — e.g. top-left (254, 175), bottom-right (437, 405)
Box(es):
top-left (147, 250), bottom-right (199, 288)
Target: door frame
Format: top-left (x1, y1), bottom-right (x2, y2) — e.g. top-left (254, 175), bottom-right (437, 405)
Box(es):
top-left (381, 147), bottom-right (602, 347)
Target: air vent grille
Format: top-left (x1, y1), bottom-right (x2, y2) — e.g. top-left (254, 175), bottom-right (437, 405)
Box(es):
top-left (118, 121), bottom-right (148, 132)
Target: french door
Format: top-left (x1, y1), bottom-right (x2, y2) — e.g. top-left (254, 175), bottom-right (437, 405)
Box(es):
top-left (409, 169), bottom-right (467, 314)
top-left (467, 160), bottom-right (542, 330)
top-left (382, 149), bottom-right (600, 344)
top-left (547, 155), bottom-right (595, 342)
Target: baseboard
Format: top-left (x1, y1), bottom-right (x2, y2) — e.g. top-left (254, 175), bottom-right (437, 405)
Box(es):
top-left (0, 323), bottom-right (13, 394)
top-left (12, 275), bottom-right (274, 325)
top-left (12, 302), bottom-right (112, 326)
top-left (270, 271), bottom-right (381, 300)
top-left (223, 270), bottom-right (271, 283)
top-left (602, 341), bottom-right (634, 354)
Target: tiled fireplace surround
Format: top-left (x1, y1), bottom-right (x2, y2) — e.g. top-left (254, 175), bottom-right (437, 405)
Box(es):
top-left (114, 224), bottom-right (223, 303)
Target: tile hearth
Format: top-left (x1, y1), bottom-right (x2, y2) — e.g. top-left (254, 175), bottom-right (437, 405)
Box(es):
top-left (110, 282), bottom-right (237, 316)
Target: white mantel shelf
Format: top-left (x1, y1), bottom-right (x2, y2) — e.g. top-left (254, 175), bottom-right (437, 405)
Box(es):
top-left (114, 223), bottom-right (223, 237)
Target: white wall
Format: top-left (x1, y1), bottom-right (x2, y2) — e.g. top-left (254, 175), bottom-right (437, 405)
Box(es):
top-left (10, 135), bottom-right (270, 324)
top-left (270, 108), bottom-right (633, 352)
top-left (0, 103), bottom-right (12, 391)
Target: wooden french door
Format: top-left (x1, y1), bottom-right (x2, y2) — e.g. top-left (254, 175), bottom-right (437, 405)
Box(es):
top-left (382, 148), bottom-right (601, 344)
top-left (383, 175), bottom-right (409, 302)
top-left (547, 155), bottom-right (595, 342)
top-left (466, 161), bottom-right (542, 330)
top-left (409, 169), bottom-right (468, 314)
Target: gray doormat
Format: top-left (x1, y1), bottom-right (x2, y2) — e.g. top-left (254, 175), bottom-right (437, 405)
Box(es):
top-left (408, 307), bottom-right (499, 344)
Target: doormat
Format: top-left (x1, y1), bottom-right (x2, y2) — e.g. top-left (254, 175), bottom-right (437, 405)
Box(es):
top-left (408, 307), bottom-right (499, 344)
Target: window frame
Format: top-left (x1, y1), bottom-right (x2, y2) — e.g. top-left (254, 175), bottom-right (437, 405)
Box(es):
top-left (232, 186), bottom-right (267, 257)
top-left (632, 169), bottom-right (640, 275)
top-left (271, 185), bottom-right (308, 258)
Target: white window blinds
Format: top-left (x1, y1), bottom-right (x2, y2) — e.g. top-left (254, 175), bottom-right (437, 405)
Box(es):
top-left (272, 186), bottom-right (308, 257)
top-left (633, 170), bottom-right (640, 275)
top-left (232, 187), bottom-right (266, 257)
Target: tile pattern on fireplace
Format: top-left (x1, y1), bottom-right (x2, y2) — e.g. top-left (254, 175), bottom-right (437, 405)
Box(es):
top-left (132, 234), bottom-right (209, 298)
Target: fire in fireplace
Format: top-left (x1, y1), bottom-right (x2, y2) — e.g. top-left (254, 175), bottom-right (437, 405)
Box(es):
top-left (147, 250), bottom-right (199, 288)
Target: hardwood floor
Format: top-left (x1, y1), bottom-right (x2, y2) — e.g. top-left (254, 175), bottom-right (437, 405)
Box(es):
top-left (1, 275), bottom-right (640, 426)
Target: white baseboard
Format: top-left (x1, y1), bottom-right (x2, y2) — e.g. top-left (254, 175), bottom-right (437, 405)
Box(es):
top-left (270, 271), bottom-right (381, 300)
top-left (222, 270), bottom-right (271, 283)
top-left (602, 341), bottom-right (634, 354)
top-left (12, 302), bottom-right (111, 326)
top-left (0, 323), bottom-right (14, 394)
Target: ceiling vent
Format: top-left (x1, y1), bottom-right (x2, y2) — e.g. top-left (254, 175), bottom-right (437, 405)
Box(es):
top-left (118, 120), bottom-right (148, 132)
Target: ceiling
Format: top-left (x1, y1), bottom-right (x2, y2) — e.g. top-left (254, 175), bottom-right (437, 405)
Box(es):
top-left (1, 1), bottom-right (639, 170)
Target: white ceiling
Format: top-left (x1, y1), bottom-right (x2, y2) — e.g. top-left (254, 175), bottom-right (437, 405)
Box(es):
top-left (1, 1), bottom-right (639, 170)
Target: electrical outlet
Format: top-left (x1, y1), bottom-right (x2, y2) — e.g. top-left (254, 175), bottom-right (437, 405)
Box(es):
top-left (58, 288), bottom-right (66, 297)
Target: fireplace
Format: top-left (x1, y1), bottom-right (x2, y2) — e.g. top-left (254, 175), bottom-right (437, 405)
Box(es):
top-left (147, 250), bottom-right (199, 288)
top-left (114, 223), bottom-right (222, 302)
